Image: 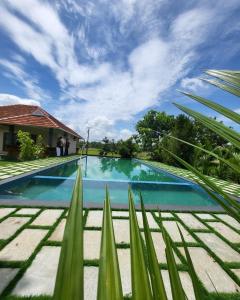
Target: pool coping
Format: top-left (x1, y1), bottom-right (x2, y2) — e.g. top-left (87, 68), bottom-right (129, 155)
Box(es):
top-left (0, 198), bottom-right (224, 212)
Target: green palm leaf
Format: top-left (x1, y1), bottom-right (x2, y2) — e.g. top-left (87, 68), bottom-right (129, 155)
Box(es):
top-left (174, 103), bottom-right (240, 149)
top-left (180, 91), bottom-right (240, 124)
top-left (201, 78), bottom-right (240, 97)
top-left (53, 165), bottom-right (84, 300)
top-left (129, 188), bottom-right (152, 300)
top-left (140, 194), bottom-right (168, 300)
top-left (205, 70), bottom-right (240, 87)
top-left (161, 146), bottom-right (240, 222)
top-left (167, 135), bottom-right (240, 174)
top-left (160, 223), bottom-right (186, 300)
top-left (177, 224), bottom-right (203, 300)
top-left (97, 186), bottom-right (123, 300)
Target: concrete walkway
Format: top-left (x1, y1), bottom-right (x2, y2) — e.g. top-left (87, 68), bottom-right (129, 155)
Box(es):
top-left (143, 160), bottom-right (240, 198)
top-left (0, 206), bottom-right (239, 299)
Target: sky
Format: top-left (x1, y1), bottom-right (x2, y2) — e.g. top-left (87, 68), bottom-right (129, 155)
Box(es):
top-left (0, 0), bottom-right (240, 141)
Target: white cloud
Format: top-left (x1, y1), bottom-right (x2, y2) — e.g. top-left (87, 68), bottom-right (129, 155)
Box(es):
top-left (0, 0), bottom-right (239, 140)
top-left (0, 58), bottom-right (48, 101)
top-left (180, 77), bottom-right (207, 92)
top-left (0, 94), bottom-right (41, 106)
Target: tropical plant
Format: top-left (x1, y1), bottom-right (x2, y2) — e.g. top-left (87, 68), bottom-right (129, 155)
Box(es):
top-left (17, 130), bottom-right (35, 161)
top-left (53, 165), bottom-right (84, 300)
top-left (118, 138), bottom-right (139, 158)
top-left (34, 134), bottom-right (45, 159)
top-left (166, 70), bottom-right (240, 222)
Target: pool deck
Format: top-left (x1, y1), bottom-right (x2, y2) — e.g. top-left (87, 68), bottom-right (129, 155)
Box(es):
top-left (0, 206), bottom-right (239, 299)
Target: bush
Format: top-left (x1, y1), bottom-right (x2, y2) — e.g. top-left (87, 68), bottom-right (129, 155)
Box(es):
top-left (34, 135), bottom-right (45, 159)
top-left (17, 130), bottom-right (45, 161)
top-left (118, 138), bottom-right (138, 158)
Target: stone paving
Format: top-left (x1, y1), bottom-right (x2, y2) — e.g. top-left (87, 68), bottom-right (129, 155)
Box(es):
top-left (143, 160), bottom-right (240, 197)
top-left (0, 206), bottom-right (240, 299)
top-left (0, 156), bottom-right (79, 181)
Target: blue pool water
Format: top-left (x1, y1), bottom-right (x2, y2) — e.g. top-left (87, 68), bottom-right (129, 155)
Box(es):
top-left (0, 156), bottom-right (218, 207)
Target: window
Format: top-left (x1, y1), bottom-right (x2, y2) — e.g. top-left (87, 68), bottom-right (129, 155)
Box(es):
top-left (3, 132), bottom-right (17, 151)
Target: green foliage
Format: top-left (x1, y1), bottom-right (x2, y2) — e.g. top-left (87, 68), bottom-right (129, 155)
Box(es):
top-left (17, 130), bottom-right (35, 161)
top-left (17, 130), bottom-right (45, 161)
top-left (118, 138), bottom-right (138, 158)
top-left (53, 166), bottom-right (84, 300)
top-left (34, 135), bottom-right (45, 159)
top-left (97, 187), bottom-right (123, 299)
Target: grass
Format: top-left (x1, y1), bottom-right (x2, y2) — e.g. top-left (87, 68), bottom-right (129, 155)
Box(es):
top-left (80, 148), bottom-right (150, 160)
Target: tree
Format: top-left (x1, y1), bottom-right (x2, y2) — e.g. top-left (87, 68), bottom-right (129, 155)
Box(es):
top-left (136, 110), bottom-right (174, 151)
top-left (99, 137), bottom-right (111, 156)
top-left (118, 138), bottom-right (138, 158)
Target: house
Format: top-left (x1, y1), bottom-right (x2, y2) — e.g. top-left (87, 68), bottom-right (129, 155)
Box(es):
top-left (0, 104), bottom-right (82, 157)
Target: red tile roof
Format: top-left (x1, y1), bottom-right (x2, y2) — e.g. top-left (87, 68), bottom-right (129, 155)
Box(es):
top-left (0, 104), bottom-right (81, 138)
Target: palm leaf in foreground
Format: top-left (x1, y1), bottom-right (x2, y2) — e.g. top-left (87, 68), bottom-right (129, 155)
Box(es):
top-left (179, 91), bottom-right (240, 124)
top-left (174, 103), bottom-right (240, 149)
top-left (177, 224), bottom-right (203, 300)
top-left (53, 165), bottom-right (84, 300)
top-left (167, 135), bottom-right (240, 174)
top-left (160, 223), bottom-right (186, 300)
top-left (161, 146), bottom-right (240, 223)
top-left (97, 186), bottom-right (123, 300)
top-left (129, 188), bottom-right (152, 300)
top-left (140, 194), bottom-right (167, 300)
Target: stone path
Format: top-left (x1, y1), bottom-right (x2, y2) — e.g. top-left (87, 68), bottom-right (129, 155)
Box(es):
top-left (143, 160), bottom-right (240, 197)
top-left (0, 156), bottom-right (79, 181)
top-left (0, 206), bottom-right (239, 299)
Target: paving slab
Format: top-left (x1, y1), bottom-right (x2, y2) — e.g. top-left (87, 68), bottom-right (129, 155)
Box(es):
top-left (112, 211), bottom-right (129, 217)
top-left (0, 229), bottom-right (48, 261)
top-left (147, 231), bottom-right (181, 264)
top-left (48, 219), bottom-right (66, 242)
top-left (231, 269), bottom-right (240, 279)
top-left (31, 209), bottom-right (63, 226)
top-left (0, 208), bottom-right (16, 220)
top-left (162, 221), bottom-right (196, 243)
top-left (206, 222), bottom-right (240, 243)
top-left (160, 212), bottom-right (173, 218)
top-left (0, 217), bottom-right (30, 239)
top-left (195, 213), bottom-right (216, 220)
top-left (136, 212), bottom-right (159, 229)
top-left (214, 214), bottom-right (240, 230)
top-left (85, 211), bottom-right (103, 227)
top-left (84, 230), bottom-right (101, 260)
top-left (179, 247), bottom-right (240, 293)
top-left (12, 246), bottom-right (60, 296)
top-left (15, 208), bottom-right (40, 215)
top-left (176, 213), bottom-right (206, 230)
top-left (84, 267), bottom-right (98, 300)
top-left (113, 219), bottom-right (130, 244)
top-left (118, 249), bottom-right (131, 296)
top-left (196, 232), bottom-right (240, 262)
top-left (0, 268), bottom-right (19, 294)
top-left (161, 270), bottom-right (195, 300)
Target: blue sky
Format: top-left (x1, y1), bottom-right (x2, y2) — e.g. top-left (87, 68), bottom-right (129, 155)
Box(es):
top-left (0, 0), bottom-right (240, 140)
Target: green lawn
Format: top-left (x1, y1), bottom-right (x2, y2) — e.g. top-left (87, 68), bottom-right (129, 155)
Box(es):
top-left (80, 148), bottom-right (150, 159)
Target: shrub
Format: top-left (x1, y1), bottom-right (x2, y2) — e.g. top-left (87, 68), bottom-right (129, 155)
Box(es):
top-left (34, 135), bottom-right (45, 159)
top-left (118, 138), bottom-right (138, 158)
top-left (17, 130), bottom-right (45, 161)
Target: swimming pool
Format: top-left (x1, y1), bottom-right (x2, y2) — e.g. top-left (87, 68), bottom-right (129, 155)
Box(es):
top-left (0, 156), bottom-right (218, 208)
